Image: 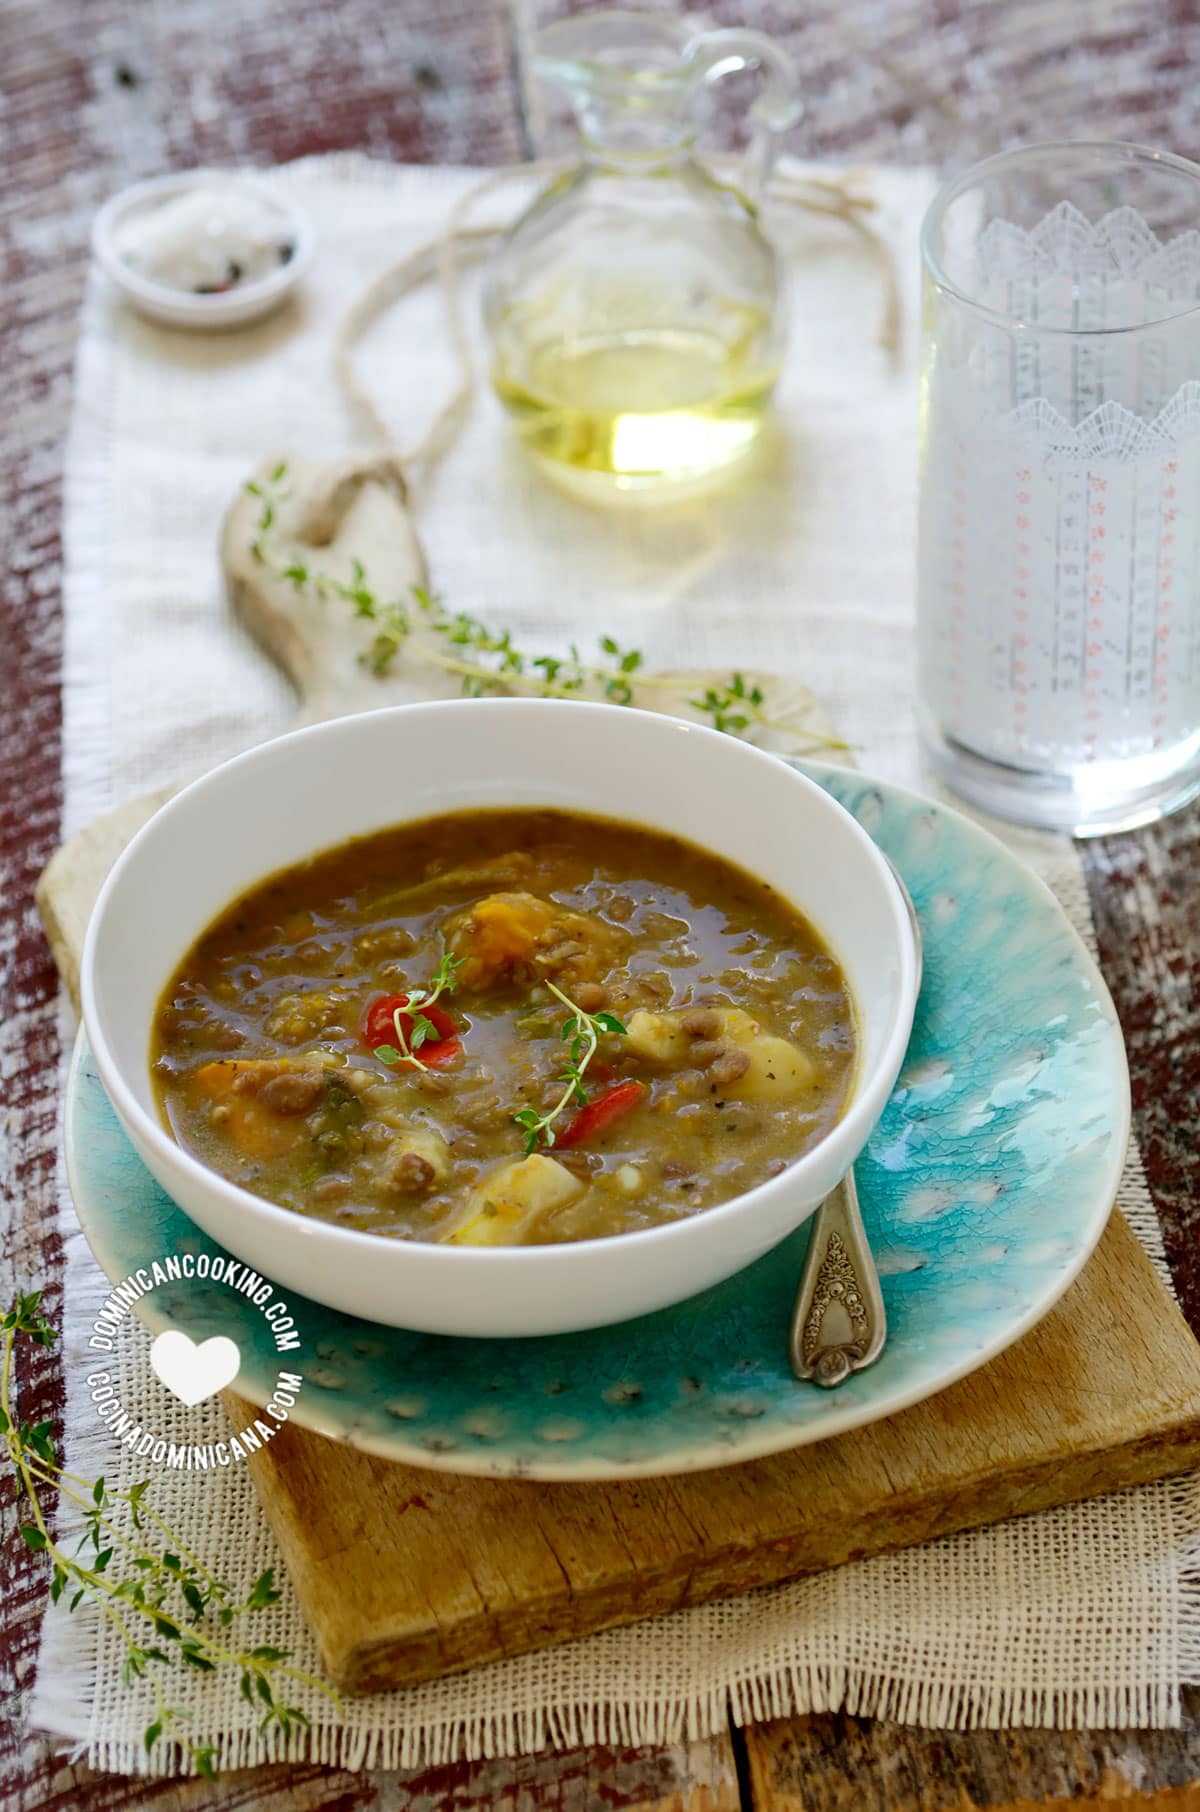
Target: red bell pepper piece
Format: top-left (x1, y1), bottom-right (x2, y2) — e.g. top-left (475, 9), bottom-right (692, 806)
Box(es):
top-left (556, 1080), bottom-right (648, 1150)
top-left (361, 993), bottom-right (461, 1068)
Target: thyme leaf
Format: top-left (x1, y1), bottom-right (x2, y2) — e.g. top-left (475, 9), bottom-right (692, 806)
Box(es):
top-left (245, 468), bottom-right (849, 750)
top-left (514, 984), bottom-right (628, 1154)
top-left (377, 951), bottom-right (463, 1072)
top-left (1, 1292), bottom-right (337, 1776)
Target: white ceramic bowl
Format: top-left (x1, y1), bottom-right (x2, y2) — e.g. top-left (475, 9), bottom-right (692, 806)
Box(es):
top-left (91, 170), bottom-right (313, 330)
top-left (80, 700), bottom-right (920, 1337)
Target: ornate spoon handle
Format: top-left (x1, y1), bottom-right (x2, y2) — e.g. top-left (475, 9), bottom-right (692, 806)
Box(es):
top-left (788, 1168), bottom-right (887, 1387)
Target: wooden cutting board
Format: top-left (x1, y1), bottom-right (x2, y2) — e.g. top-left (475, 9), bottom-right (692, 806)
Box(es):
top-left (219, 1212), bottom-right (1200, 1694)
top-left (40, 459), bottom-right (1200, 1694)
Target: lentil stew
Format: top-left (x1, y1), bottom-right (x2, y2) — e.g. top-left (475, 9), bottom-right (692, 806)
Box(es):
top-left (151, 810), bottom-right (857, 1245)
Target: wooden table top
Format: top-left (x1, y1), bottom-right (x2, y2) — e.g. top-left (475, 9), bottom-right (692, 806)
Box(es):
top-left (4, 2), bottom-right (1200, 1807)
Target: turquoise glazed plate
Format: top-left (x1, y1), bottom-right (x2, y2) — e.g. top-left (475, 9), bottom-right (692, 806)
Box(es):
top-left (66, 765), bottom-right (1129, 1480)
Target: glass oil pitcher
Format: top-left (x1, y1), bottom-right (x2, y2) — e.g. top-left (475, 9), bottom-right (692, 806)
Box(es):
top-left (484, 10), bottom-right (801, 502)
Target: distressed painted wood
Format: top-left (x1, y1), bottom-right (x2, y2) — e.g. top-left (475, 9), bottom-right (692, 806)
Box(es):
top-left (7, 0), bottom-right (1200, 1807)
top-left (742, 1712), bottom-right (1200, 1810)
top-left (43, 1738), bottom-right (741, 1812)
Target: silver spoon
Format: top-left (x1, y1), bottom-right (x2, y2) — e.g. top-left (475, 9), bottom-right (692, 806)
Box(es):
top-left (789, 859), bottom-right (923, 1387)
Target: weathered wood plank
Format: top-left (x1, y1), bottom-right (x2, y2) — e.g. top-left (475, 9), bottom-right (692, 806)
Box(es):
top-left (742, 1702), bottom-right (1200, 1810)
top-left (42, 1737), bottom-right (740, 1812)
top-left (1082, 801), bottom-right (1200, 1336)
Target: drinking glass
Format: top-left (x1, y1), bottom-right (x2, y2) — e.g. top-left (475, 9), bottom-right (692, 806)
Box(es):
top-left (917, 141), bottom-right (1200, 834)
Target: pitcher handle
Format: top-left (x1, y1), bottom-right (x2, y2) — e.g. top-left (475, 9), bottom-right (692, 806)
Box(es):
top-left (685, 28), bottom-right (802, 198)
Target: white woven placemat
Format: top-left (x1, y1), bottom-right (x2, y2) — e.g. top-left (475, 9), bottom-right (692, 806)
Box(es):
top-left (30, 155), bottom-right (1200, 1774)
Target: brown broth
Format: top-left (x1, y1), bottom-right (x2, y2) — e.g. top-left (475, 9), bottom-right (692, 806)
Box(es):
top-left (151, 809), bottom-right (856, 1244)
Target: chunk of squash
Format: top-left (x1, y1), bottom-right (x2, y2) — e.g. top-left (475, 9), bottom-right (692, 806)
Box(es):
top-left (447, 893), bottom-right (556, 989)
top-left (445, 892), bottom-right (614, 993)
top-left (190, 1061), bottom-right (310, 1160)
top-left (443, 1154), bottom-right (583, 1246)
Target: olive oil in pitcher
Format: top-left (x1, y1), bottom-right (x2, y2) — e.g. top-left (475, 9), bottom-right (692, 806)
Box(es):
top-left (484, 13), bottom-right (800, 502)
top-left (491, 298), bottom-right (779, 494)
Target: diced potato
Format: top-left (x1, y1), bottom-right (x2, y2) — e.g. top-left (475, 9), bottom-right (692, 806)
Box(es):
top-left (443, 1154), bottom-right (583, 1246)
top-left (190, 1061), bottom-right (310, 1160)
top-left (625, 1009), bottom-right (691, 1066)
top-left (725, 1029), bottom-right (819, 1094)
top-left (624, 1007), bottom-right (815, 1102)
top-left (351, 1075), bottom-right (414, 1128)
top-left (374, 1124), bottom-right (452, 1196)
top-left (388, 1126), bottom-right (451, 1185)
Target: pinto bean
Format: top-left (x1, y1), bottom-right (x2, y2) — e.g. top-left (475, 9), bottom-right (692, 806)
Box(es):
top-left (709, 1046), bottom-right (752, 1089)
top-left (681, 1009), bottom-right (720, 1039)
top-left (555, 1150), bottom-right (600, 1180)
top-left (354, 925), bottom-right (416, 963)
top-left (311, 1174), bottom-right (350, 1203)
top-left (572, 981), bottom-right (608, 1013)
top-left (229, 1061), bottom-right (287, 1095)
top-left (539, 938), bottom-right (584, 966)
top-left (258, 1070), bottom-right (328, 1115)
top-left (379, 1149), bottom-right (436, 1194)
top-left (206, 1021), bottom-right (245, 1051)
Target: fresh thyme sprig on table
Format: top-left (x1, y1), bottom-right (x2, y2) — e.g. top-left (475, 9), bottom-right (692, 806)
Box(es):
top-left (3, 1291), bottom-right (337, 1777)
top-left (246, 466), bottom-right (849, 750)
top-left (513, 982), bottom-right (628, 1154)
top-left (373, 951), bottom-right (463, 1071)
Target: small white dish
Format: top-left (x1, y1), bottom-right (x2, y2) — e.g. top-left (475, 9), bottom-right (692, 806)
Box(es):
top-left (90, 169), bottom-right (313, 330)
top-left (80, 699), bottom-right (920, 1338)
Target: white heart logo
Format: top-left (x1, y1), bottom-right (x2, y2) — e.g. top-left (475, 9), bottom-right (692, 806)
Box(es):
top-left (149, 1330), bottom-right (241, 1407)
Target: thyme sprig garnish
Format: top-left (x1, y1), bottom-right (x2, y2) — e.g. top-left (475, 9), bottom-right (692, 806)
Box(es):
top-left (246, 467), bottom-right (849, 751)
top-left (513, 983), bottom-right (627, 1154)
top-left (3, 1291), bottom-right (337, 1777)
top-left (374, 951), bottom-right (463, 1071)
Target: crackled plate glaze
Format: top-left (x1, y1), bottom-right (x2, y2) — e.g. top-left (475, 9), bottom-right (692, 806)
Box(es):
top-left (66, 765), bottom-right (1129, 1480)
